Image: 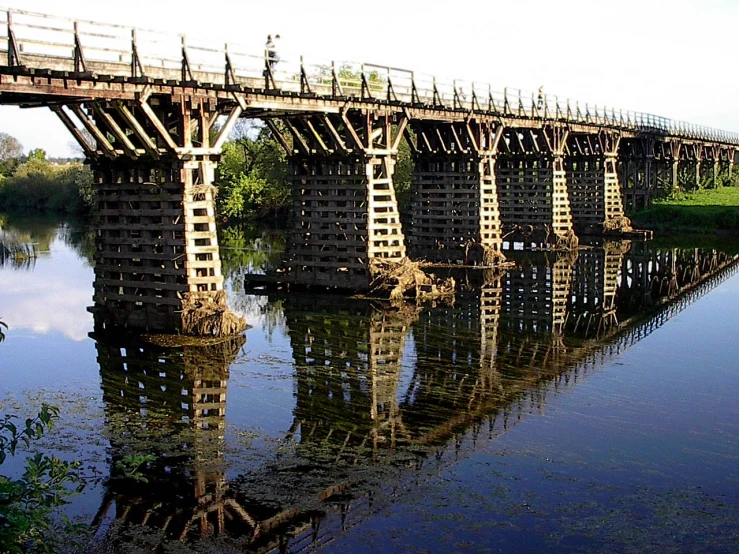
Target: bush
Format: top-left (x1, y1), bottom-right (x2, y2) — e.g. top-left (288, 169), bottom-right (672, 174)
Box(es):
top-left (0, 160), bottom-right (93, 215)
top-left (216, 136), bottom-right (290, 220)
top-left (0, 404), bottom-right (87, 553)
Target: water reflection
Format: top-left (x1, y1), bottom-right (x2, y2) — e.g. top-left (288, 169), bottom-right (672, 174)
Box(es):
top-left (92, 329), bottom-right (245, 547)
top-left (0, 216), bottom-right (95, 340)
top-left (87, 239), bottom-right (739, 551)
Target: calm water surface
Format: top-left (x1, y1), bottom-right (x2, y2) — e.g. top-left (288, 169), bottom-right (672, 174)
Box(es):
top-left (0, 215), bottom-right (737, 553)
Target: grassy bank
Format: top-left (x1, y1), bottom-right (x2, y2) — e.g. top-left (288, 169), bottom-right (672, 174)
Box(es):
top-left (629, 186), bottom-right (739, 234)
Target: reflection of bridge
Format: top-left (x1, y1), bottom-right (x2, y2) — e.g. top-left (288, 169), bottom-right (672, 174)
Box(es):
top-left (2, 9), bottom-right (739, 294)
top-left (89, 242), bottom-right (739, 551)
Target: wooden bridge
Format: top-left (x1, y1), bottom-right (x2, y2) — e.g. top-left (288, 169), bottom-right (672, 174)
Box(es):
top-left (2, 9), bottom-right (739, 321)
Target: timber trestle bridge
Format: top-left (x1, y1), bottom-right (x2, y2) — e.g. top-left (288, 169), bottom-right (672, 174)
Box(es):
top-left (2, 8), bottom-right (739, 329)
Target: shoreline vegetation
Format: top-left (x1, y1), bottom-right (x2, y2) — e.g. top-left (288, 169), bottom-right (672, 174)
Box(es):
top-left (629, 185), bottom-right (739, 235)
top-left (1, 130), bottom-right (738, 234)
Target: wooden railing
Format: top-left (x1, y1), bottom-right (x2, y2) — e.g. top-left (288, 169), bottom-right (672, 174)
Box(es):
top-left (2, 7), bottom-right (738, 145)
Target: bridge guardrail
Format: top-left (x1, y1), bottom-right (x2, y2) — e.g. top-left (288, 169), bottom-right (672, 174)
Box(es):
top-left (2, 7), bottom-right (738, 145)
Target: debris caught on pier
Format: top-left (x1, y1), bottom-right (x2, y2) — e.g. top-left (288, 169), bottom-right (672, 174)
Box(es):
top-left (547, 228), bottom-right (579, 251)
top-left (181, 291), bottom-right (247, 337)
top-left (369, 258), bottom-right (455, 301)
top-left (602, 215), bottom-right (633, 234)
top-left (463, 241), bottom-right (507, 266)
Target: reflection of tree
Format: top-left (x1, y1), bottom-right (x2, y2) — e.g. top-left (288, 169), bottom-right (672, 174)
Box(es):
top-left (0, 214), bottom-right (94, 268)
top-left (57, 219), bottom-right (95, 267)
top-left (218, 223), bottom-right (286, 282)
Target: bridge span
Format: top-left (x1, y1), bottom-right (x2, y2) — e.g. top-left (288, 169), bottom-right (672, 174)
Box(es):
top-left (2, 9), bottom-right (739, 328)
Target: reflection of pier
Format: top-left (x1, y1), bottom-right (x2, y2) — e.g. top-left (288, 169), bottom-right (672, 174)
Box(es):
top-left (616, 243), bottom-right (733, 316)
top-left (92, 332), bottom-right (245, 545)
top-left (90, 243), bottom-right (739, 552)
top-left (567, 241), bottom-right (628, 337)
top-left (288, 297), bottom-right (419, 453)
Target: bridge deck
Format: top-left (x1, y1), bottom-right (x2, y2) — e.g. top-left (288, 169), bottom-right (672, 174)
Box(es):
top-left (1, 7), bottom-right (738, 146)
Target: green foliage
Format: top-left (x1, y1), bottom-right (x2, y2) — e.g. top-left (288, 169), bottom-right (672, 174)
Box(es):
top-left (630, 186), bottom-right (739, 233)
top-left (27, 149), bottom-right (46, 162)
top-left (115, 454), bottom-right (156, 483)
top-left (0, 158), bottom-right (93, 215)
top-left (215, 123), bottom-right (290, 221)
top-left (394, 128), bottom-right (413, 213)
top-left (0, 404), bottom-right (87, 553)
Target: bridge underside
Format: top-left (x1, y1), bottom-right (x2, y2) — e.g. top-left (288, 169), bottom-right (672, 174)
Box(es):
top-left (49, 98), bottom-right (739, 295)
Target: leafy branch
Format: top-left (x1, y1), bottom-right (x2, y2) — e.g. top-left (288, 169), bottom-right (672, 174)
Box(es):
top-left (0, 404), bottom-right (88, 553)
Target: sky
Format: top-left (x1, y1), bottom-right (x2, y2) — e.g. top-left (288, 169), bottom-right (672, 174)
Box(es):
top-left (1, 0), bottom-right (738, 156)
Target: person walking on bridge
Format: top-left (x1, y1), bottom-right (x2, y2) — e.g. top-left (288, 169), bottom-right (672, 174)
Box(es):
top-left (265, 34), bottom-right (280, 71)
top-left (264, 35), bottom-right (275, 72)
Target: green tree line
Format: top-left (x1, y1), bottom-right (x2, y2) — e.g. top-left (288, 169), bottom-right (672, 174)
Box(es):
top-left (0, 133), bottom-right (93, 215)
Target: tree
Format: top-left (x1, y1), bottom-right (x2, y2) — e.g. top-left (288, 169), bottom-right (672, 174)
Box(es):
top-left (0, 132), bottom-right (24, 177)
top-left (215, 121), bottom-right (290, 220)
top-left (0, 132), bottom-right (23, 163)
top-left (27, 148), bottom-right (46, 162)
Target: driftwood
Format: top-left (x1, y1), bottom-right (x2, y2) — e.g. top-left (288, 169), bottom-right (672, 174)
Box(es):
top-left (369, 258), bottom-right (455, 301)
top-left (180, 291), bottom-right (247, 337)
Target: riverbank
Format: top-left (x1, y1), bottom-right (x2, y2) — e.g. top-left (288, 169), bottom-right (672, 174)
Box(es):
top-left (629, 186), bottom-right (739, 234)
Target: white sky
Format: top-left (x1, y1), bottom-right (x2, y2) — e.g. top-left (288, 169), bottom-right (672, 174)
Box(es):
top-left (1, 0), bottom-right (738, 156)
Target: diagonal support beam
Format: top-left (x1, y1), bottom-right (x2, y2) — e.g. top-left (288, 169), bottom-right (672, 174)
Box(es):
top-left (403, 126), bottom-right (418, 156)
top-left (449, 124), bottom-right (466, 153)
top-left (113, 101), bottom-right (160, 159)
top-left (70, 104), bottom-right (118, 159)
top-left (283, 119), bottom-right (311, 156)
top-left (138, 100), bottom-right (178, 153)
top-left (301, 117), bottom-right (330, 155)
top-left (50, 106), bottom-right (96, 158)
top-left (265, 120), bottom-right (292, 155)
top-left (90, 104), bottom-right (139, 159)
top-left (212, 103), bottom-right (244, 151)
top-left (391, 116), bottom-right (408, 152)
top-left (435, 128), bottom-right (450, 154)
top-left (340, 112), bottom-right (365, 152)
top-left (465, 122), bottom-right (480, 154)
top-left (321, 115), bottom-right (349, 155)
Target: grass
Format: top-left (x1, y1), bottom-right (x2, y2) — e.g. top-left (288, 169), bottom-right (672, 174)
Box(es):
top-left (629, 186), bottom-right (739, 234)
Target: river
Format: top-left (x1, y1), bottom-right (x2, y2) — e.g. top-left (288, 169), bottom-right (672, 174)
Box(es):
top-left (1, 214), bottom-right (737, 553)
